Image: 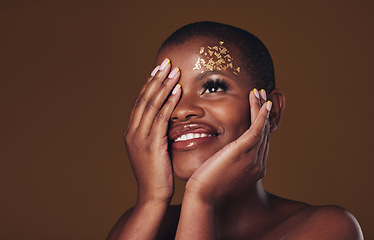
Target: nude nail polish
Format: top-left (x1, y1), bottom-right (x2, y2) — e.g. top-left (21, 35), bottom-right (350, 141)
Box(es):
top-left (260, 89), bottom-right (267, 101)
top-left (168, 67), bottom-right (179, 78)
top-left (172, 84), bottom-right (181, 95)
top-left (151, 65), bottom-right (160, 77)
top-left (253, 88), bottom-right (260, 99)
top-left (266, 101), bottom-right (272, 111)
top-left (159, 58), bottom-right (170, 70)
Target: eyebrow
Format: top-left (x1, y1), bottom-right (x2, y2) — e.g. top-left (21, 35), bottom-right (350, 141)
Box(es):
top-left (194, 70), bottom-right (233, 82)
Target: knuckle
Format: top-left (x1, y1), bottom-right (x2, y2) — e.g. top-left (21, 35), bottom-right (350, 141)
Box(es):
top-left (159, 82), bottom-right (169, 90)
top-left (135, 96), bottom-right (146, 106)
top-left (144, 102), bottom-right (155, 111)
top-left (155, 112), bottom-right (167, 122)
top-left (124, 127), bottom-right (132, 139)
top-left (124, 132), bottom-right (133, 145)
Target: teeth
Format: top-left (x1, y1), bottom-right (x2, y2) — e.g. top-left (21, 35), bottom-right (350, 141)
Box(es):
top-left (174, 133), bottom-right (214, 142)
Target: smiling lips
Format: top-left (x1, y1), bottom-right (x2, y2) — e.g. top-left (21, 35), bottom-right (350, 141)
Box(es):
top-left (174, 133), bottom-right (214, 142)
top-left (168, 123), bottom-right (220, 151)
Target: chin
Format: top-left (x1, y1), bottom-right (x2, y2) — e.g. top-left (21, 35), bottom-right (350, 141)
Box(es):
top-left (172, 156), bottom-right (201, 181)
top-left (173, 167), bottom-right (194, 181)
top-left (171, 146), bottom-right (217, 181)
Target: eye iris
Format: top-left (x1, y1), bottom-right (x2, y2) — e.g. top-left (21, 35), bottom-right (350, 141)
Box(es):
top-left (202, 79), bottom-right (229, 95)
top-left (209, 86), bottom-right (217, 92)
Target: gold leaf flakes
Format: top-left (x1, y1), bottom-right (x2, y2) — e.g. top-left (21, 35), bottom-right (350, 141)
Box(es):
top-left (193, 41), bottom-right (240, 75)
top-left (193, 58), bottom-right (202, 70)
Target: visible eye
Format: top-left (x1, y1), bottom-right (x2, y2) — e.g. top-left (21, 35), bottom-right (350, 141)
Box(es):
top-left (201, 79), bottom-right (229, 94)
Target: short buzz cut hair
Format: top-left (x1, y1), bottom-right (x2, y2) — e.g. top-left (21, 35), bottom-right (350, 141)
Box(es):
top-left (159, 21), bottom-right (275, 92)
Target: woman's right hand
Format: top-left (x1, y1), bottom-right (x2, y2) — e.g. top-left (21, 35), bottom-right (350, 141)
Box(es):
top-left (124, 58), bottom-right (181, 205)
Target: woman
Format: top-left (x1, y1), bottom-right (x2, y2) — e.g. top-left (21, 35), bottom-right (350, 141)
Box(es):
top-left (108, 22), bottom-right (363, 240)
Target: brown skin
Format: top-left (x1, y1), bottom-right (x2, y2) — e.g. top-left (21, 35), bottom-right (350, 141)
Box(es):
top-left (107, 37), bottom-right (363, 240)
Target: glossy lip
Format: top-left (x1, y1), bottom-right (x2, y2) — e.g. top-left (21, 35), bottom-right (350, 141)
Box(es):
top-left (168, 123), bottom-right (222, 151)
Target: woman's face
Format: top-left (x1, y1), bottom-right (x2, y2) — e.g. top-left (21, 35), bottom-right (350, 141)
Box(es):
top-left (156, 37), bottom-right (254, 180)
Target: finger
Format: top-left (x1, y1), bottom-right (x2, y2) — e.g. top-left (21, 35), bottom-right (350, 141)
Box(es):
top-left (148, 65), bottom-right (160, 83)
top-left (237, 100), bottom-right (272, 153)
top-left (254, 119), bottom-right (270, 176)
top-left (250, 88), bottom-right (261, 125)
top-left (151, 83), bottom-right (182, 138)
top-left (259, 89), bottom-right (267, 106)
top-left (261, 123), bottom-right (270, 171)
top-left (126, 65), bottom-right (160, 134)
top-left (137, 66), bottom-right (180, 136)
top-left (138, 66), bottom-right (160, 97)
top-left (252, 129), bottom-right (269, 180)
top-left (129, 58), bottom-right (171, 132)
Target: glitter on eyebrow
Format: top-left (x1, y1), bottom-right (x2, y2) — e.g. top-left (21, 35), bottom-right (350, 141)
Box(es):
top-left (193, 41), bottom-right (240, 75)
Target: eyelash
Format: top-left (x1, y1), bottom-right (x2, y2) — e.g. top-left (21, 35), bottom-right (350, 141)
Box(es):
top-left (201, 79), bottom-right (229, 94)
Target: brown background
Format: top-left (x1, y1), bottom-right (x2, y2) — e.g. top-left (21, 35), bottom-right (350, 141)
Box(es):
top-left (1, 0), bottom-right (373, 239)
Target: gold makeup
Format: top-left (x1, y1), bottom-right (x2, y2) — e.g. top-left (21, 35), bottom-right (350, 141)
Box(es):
top-left (193, 41), bottom-right (241, 75)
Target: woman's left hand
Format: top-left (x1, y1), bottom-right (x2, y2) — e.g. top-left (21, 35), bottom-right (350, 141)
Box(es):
top-left (184, 89), bottom-right (272, 206)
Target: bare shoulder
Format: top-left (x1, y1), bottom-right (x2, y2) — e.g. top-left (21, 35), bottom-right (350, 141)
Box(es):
top-left (106, 205), bottom-right (181, 240)
top-left (285, 205), bottom-right (364, 240)
top-left (106, 206), bottom-right (135, 240)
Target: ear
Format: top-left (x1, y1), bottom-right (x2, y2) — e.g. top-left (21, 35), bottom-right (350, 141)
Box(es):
top-left (267, 89), bottom-right (286, 133)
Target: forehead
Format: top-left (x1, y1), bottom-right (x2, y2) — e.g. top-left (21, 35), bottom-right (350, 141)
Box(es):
top-left (156, 37), bottom-right (253, 87)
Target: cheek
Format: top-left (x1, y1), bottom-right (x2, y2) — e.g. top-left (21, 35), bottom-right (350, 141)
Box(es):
top-left (208, 97), bottom-right (251, 134)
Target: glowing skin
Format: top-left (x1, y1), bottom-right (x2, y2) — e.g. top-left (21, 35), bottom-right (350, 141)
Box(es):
top-left (156, 38), bottom-right (252, 180)
top-left (193, 41), bottom-right (241, 75)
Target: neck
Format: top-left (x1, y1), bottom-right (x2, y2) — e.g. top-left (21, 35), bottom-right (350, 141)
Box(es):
top-left (215, 180), bottom-right (273, 238)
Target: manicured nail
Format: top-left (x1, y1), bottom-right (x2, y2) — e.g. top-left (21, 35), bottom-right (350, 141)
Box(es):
top-left (172, 84), bottom-right (181, 95)
top-left (159, 58), bottom-right (170, 70)
top-left (168, 67), bottom-right (179, 78)
top-left (253, 88), bottom-right (260, 99)
top-left (266, 101), bottom-right (272, 111)
top-left (151, 65), bottom-right (160, 77)
top-left (260, 89), bottom-right (267, 101)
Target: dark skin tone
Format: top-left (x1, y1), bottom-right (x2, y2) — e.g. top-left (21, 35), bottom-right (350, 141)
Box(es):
top-left (107, 37), bottom-right (363, 240)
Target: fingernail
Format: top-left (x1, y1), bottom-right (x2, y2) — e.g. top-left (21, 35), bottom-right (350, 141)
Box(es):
top-left (151, 65), bottom-right (160, 77)
top-left (253, 88), bottom-right (260, 99)
top-left (159, 58), bottom-right (170, 70)
top-left (172, 84), bottom-right (181, 95)
top-left (168, 67), bottom-right (179, 78)
top-left (266, 101), bottom-right (272, 111)
top-left (260, 89), bottom-right (267, 101)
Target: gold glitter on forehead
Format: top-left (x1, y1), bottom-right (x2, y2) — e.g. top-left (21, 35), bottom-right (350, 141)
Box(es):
top-left (193, 41), bottom-right (240, 75)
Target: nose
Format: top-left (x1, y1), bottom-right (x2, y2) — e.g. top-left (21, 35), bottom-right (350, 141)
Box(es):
top-left (171, 91), bottom-right (205, 122)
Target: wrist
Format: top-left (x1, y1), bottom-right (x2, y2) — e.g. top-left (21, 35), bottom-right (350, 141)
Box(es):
top-left (137, 188), bottom-right (173, 206)
top-left (134, 197), bottom-right (170, 217)
top-left (183, 189), bottom-right (216, 209)
top-left (137, 195), bottom-right (172, 207)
